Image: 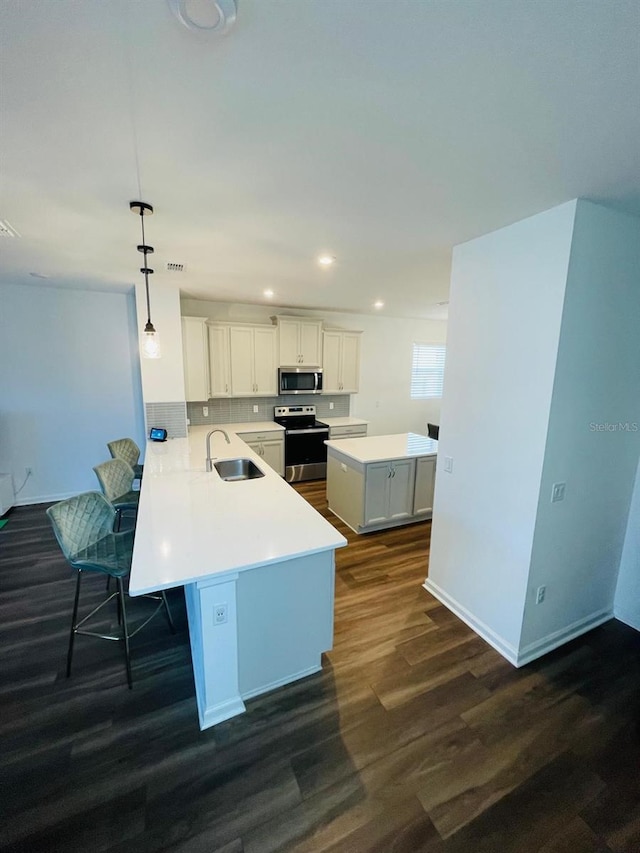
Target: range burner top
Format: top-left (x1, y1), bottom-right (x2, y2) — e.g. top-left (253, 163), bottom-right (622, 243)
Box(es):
top-left (273, 405), bottom-right (327, 430)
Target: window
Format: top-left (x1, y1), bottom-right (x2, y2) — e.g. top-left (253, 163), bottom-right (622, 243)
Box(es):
top-left (411, 343), bottom-right (446, 398)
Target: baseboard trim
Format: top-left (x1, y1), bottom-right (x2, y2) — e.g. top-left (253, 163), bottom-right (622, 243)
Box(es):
top-left (424, 578), bottom-right (615, 668)
top-left (614, 606), bottom-right (640, 632)
top-left (516, 609), bottom-right (613, 666)
top-left (423, 578), bottom-right (519, 666)
top-left (241, 663), bottom-right (322, 702)
top-left (14, 491), bottom-right (80, 507)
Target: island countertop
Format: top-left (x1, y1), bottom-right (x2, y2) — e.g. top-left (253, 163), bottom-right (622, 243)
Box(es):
top-left (318, 416), bottom-right (369, 428)
top-left (130, 425), bottom-right (346, 596)
top-left (325, 432), bottom-right (438, 464)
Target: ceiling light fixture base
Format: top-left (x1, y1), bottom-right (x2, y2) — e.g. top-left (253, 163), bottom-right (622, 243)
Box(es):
top-left (167, 0), bottom-right (237, 34)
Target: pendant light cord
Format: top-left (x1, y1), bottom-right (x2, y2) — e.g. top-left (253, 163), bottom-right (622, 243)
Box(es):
top-left (140, 212), bottom-right (153, 326)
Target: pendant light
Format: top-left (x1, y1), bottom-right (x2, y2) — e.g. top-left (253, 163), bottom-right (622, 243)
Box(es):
top-left (130, 200), bottom-right (160, 359)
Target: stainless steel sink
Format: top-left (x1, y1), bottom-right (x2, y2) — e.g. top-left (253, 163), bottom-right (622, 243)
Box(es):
top-left (213, 458), bottom-right (265, 482)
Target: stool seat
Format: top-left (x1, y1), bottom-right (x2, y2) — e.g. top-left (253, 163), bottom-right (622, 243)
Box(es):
top-left (47, 491), bottom-right (175, 688)
top-left (93, 459), bottom-right (140, 530)
top-left (107, 438), bottom-right (143, 480)
top-left (72, 528), bottom-right (134, 578)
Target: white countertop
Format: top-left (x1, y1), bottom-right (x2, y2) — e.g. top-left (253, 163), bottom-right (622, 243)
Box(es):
top-left (130, 425), bottom-right (346, 596)
top-left (325, 432), bottom-right (437, 464)
top-left (211, 421), bottom-right (285, 434)
top-left (318, 417), bottom-right (369, 427)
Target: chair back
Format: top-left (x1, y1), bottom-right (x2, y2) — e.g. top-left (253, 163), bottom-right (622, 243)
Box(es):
top-left (107, 438), bottom-right (140, 470)
top-left (94, 458), bottom-right (135, 502)
top-left (47, 492), bottom-right (116, 563)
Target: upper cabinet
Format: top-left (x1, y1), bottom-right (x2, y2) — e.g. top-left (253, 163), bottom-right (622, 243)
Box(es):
top-left (322, 330), bottom-right (362, 393)
top-left (277, 317), bottom-right (322, 366)
top-left (229, 325), bottom-right (277, 397)
top-left (182, 317), bottom-right (210, 402)
top-left (208, 324), bottom-right (231, 397)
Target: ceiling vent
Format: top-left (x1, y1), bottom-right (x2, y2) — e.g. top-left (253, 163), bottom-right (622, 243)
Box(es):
top-left (167, 262), bottom-right (185, 272)
top-left (0, 219), bottom-right (20, 238)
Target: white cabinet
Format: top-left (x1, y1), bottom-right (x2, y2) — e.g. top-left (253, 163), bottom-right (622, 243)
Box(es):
top-left (238, 430), bottom-right (284, 476)
top-left (277, 317), bottom-right (322, 366)
top-left (322, 330), bottom-right (361, 393)
top-left (328, 423), bottom-right (368, 439)
top-left (364, 459), bottom-right (415, 527)
top-left (326, 445), bottom-right (436, 534)
top-left (182, 317), bottom-right (210, 402)
top-left (229, 325), bottom-right (277, 397)
top-left (208, 324), bottom-right (231, 397)
top-left (413, 455), bottom-right (436, 516)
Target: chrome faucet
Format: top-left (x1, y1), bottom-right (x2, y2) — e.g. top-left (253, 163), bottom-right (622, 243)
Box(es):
top-left (206, 429), bottom-right (230, 472)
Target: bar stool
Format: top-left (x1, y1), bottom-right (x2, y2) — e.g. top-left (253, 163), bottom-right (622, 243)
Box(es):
top-left (47, 491), bottom-right (175, 688)
top-left (107, 437), bottom-right (143, 480)
top-left (93, 458), bottom-right (140, 531)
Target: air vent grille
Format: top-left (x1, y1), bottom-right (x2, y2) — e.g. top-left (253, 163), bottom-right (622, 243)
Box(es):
top-left (0, 219), bottom-right (20, 238)
top-left (166, 262), bottom-right (185, 272)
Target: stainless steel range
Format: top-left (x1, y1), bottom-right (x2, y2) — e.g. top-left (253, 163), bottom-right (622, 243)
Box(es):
top-left (273, 405), bottom-right (329, 483)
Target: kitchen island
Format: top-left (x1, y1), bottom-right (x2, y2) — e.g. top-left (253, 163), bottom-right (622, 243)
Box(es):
top-left (326, 432), bottom-right (438, 534)
top-left (129, 425), bottom-right (346, 730)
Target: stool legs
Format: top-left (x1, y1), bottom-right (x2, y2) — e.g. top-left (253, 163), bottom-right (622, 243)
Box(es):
top-left (161, 591), bottom-right (176, 634)
top-left (66, 570), bottom-right (82, 678)
top-left (117, 577), bottom-right (133, 690)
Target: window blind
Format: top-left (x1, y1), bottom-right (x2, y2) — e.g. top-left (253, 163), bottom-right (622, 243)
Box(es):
top-left (410, 343), bottom-right (446, 399)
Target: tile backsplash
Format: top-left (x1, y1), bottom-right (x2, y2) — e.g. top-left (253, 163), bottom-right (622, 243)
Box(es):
top-left (145, 401), bottom-right (188, 438)
top-left (187, 395), bottom-right (350, 426)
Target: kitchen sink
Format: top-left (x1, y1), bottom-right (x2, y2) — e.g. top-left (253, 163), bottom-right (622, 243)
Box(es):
top-left (213, 458), bottom-right (265, 482)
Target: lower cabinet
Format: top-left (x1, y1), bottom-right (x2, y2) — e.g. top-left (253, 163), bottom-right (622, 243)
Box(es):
top-left (238, 430), bottom-right (284, 477)
top-left (413, 455), bottom-right (437, 516)
top-left (364, 459), bottom-right (415, 527)
top-left (326, 451), bottom-right (436, 534)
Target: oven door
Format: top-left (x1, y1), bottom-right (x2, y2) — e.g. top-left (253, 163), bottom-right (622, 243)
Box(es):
top-left (284, 427), bottom-right (329, 482)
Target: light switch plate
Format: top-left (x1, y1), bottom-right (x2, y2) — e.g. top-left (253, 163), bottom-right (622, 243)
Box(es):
top-left (551, 482), bottom-right (566, 502)
top-left (444, 456), bottom-right (453, 473)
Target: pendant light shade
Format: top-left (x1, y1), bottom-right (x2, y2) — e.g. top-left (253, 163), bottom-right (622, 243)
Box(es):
top-left (130, 200), bottom-right (161, 359)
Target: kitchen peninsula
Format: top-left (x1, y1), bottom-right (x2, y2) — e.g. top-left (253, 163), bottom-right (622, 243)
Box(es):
top-left (129, 425), bottom-right (346, 730)
top-left (326, 432), bottom-right (438, 533)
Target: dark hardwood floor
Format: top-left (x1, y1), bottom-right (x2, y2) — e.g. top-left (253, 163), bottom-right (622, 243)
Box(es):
top-left (2, 482), bottom-right (640, 852)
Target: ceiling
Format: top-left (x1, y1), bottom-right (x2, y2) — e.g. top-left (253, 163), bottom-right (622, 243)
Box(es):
top-left (1, 0), bottom-right (639, 321)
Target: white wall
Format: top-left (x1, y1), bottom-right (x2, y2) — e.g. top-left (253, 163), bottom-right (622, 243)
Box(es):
top-left (521, 202), bottom-right (640, 652)
top-left (180, 299), bottom-right (447, 435)
top-left (135, 281), bottom-right (185, 404)
top-left (425, 202), bottom-right (577, 660)
top-left (615, 458), bottom-right (640, 630)
top-left (0, 283), bottom-right (145, 504)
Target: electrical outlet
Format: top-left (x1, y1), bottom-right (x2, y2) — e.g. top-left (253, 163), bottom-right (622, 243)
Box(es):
top-left (253, 405), bottom-right (259, 413)
top-left (329, 402), bottom-right (334, 410)
top-left (203, 406), bottom-right (209, 417)
top-left (536, 585), bottom-right (546, 604)
top-left (214, 603), bottom-right (228, 625)
top-left (551, 482), bottom-right (566, 503)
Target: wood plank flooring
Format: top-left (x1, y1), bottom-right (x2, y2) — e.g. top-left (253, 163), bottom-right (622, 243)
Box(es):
top-left (2, 481), bottom-right (640, 851)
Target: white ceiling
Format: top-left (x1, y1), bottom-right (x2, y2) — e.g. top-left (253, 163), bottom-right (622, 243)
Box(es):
top-left (1, 0), bottom-right (639, 320)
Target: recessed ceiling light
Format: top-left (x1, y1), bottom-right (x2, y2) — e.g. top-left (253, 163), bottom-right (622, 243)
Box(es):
top-left (373, 300), bottom-right (384, 309)
top-left (263, 289), bottom-right (274, 298)
top-left (317, 255), bottom-right (335, 267)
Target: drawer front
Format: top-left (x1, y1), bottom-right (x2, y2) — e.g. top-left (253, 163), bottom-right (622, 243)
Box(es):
top-left (330, 425), bottom-right (367, 438)
top-left (237, 430), bottom-right (284, 444)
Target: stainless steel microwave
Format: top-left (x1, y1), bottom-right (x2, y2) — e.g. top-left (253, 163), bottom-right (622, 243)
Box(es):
top-left (278, 367), bottom-right (323, 395)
